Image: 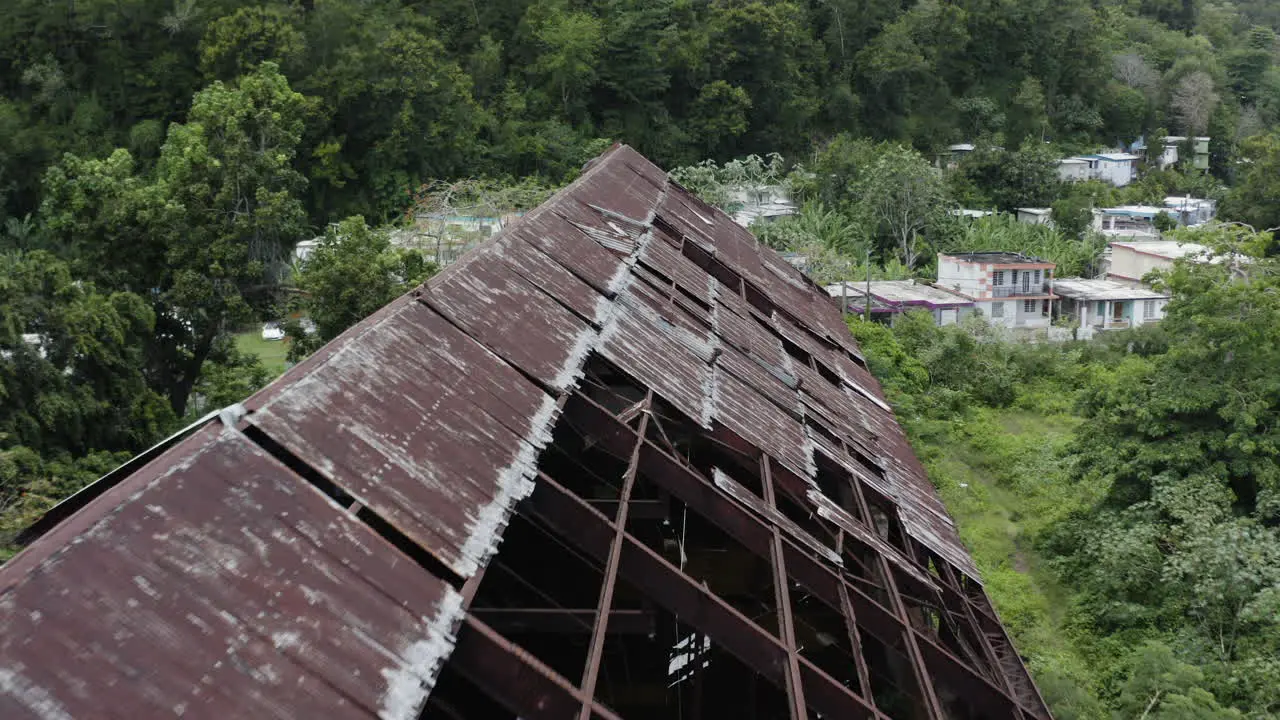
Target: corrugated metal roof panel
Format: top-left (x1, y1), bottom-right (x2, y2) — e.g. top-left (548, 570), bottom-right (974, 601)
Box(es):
top-left (712, 366), bottom-right (814, 480)
top-left (247, 300), bottom-right (556, 580)
top-left (424, 260), bottom-right (594, 391)
top-left (0, 427), bottom-right (462, 720)
top-left (599, 288), bottom-right (713, 426)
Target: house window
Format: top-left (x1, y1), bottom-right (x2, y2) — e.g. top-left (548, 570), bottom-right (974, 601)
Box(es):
top-left (1034, 269), bottom-right (1042, 283)
top-left (1023, 299), bottom-right (1036, 313)
top-left (990, 301), bottom-right (1004, 318)
top-left (1010, 270), bottom-right (1018, 284)
top-left (992, 270), bottom-right (1005, 286)
top-left (1096, 301), bottom-right (1105, 317)
top-left (1143, 300), bottom-right (1156, 319)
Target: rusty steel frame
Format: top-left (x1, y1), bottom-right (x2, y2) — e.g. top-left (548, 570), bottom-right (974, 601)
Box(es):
top-left (440, 385), bottom-right (1044, 720)
top-left (450, 615), bottom-right (624, 720)
top-left (523, 469), bottom-right (882, 720)
top-left (760, 456), bottom-right (809, 720)
top-left (575, 390), bottom-right (652, 720)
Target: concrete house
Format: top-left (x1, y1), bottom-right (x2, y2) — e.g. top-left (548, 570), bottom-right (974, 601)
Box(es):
top-left (1133, 135), bottom-right (1210, 170)
top-left (1052, 278), bottom-right (1169, 339)
top-left (1157, 137), bottom-right (1181, 169)
top-left (729, 185), bottom-right (797, 227)
top-left (936, 143), bottom-right (977, 169)
top-left (951, 208), bottom-right (995, 220)
top-left (1057, 157), bottom-right (1090, 182)
top-left (1163, 196), bottom-right (1216, 226)
top-left (1154, 136), bottom-right (1211, 170)
top-left (1191, 136), bottom-right (1211, 169)
top-left (936, 252), bottom-right (1056, 330)
top-left (825, 280), bottom-right (974, 326)
top-left (1079, 153), bottom-right (1140, 187)
top-left (293, 238), bottom-right (321, 263)
top-left (1131, 136), bottom-right (1181, 170)
top-left (1093, 206), bottom-right (1170, 239)
top-left (1105, 239), bottom-right (1216, 286)
top-left (1016, 208), bottom-right (1052, 225)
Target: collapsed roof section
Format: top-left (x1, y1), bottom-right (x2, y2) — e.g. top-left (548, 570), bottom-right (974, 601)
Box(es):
top-left (0, 145), bottom-right (1050, 720)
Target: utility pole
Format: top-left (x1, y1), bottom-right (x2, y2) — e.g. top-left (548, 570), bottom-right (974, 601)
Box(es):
top-left (864, 247), bottom-right (872, 319)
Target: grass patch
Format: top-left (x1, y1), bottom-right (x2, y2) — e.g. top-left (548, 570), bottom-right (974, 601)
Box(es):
top-left (912, 407), bottom-right (1105, 715)
top-left (234, 330), bottom-right (290, 377)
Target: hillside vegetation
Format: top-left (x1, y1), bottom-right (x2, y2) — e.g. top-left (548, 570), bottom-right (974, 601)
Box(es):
top-left (851, 233), bottom-right (1280, 717)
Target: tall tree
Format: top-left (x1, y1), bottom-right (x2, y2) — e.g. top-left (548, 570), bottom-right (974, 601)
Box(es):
top-left (0, 250), bottom-right (172, 455)
top-left (198, 4), bottom-right (306, 81)
top-left (284, 217), bottom-right (437, 360)
top-left (953, 142), bottom-right (1063, 212)
top-left (523, 0), bottom-right (605, 119)
top-left (856, 144), bottom-right (948, 267)
top-left (298, 9), bottom-right (482, 219)
top-left (42, 62), bottom-right (309, 416)
top-left (1221, 132), bottom-right (1280, 230)
top-left (1171, 71), bottom-right (1221, 136)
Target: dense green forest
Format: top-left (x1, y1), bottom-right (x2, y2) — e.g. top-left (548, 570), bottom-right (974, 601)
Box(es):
top-left (6, 0), bottom-right (1280, 717)
top-left (6, 0), bottom-right (1280, 227)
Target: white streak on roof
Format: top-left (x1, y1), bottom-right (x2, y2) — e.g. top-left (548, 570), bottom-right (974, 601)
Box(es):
top-left (377, 586), bottom-right (465, 720)
top-left (702, 279), bottom-right (721, 428)
top-left (454, 391), bottom-right (555, 579)
top-left (0, 668), bottom-right (74, 720)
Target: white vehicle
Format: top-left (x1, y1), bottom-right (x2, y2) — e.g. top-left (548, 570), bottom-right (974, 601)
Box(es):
top-left (261, 322), bottom-right (285, 341)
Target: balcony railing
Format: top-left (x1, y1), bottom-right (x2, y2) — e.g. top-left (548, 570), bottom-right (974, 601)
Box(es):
top-left (991, 282), bottom-right (1050, 298)
top-left (1093, 319), bottom-right (1131, 329)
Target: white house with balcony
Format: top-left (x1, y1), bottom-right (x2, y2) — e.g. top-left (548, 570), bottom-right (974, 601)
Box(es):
top-left (936, 252), bottom-right (1056, 330)
top-left (1052, 279), bottom-right (1169, 339)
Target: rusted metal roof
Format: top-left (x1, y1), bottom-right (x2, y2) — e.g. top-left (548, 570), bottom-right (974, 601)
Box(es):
top-left (0, 144), bottom-right (1044, 719)
top-left (1, 426), bottom-right (462, 720)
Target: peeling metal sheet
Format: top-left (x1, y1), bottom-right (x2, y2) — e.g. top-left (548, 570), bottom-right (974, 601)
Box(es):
top-left (713, 293), bottom-right (788, 371)
top-left (503, 212), bottom-right (626, 296)
top-left (599, 288), bottom-right (713, 426)
top-left (0, 428), bottom-right (462, 720)
top-left (716, 344), bottom-right (800, 416)
top-left (806, 488), bottom-right (937, 591)
top-left (425, 260), bottom-right (594, 390)
top-left (639, 234), bottom-right (715, 306)
top-left (497, 238), bottom-right (611, 325)
top-left (711, 366), bottom-right (814, 480)
top-left (713, 468), bottom-right (842, 568)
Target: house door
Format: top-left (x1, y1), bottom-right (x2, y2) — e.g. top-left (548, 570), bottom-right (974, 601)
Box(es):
top-left (1021, 273), bottom-right (1031, 293)
top-left (1112, 302), bottom-right (1124, 320)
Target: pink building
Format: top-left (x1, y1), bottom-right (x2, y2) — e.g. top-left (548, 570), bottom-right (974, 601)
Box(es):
top-left (935, 252), bottom-right (1057, 329)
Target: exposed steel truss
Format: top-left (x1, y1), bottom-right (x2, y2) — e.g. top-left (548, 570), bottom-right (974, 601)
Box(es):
top-left (428, 368), bottom-right (1051, 720)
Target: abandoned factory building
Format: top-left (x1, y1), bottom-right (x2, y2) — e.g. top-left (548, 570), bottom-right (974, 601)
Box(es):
top-left (0, 146), bottom-right (1050, 720)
